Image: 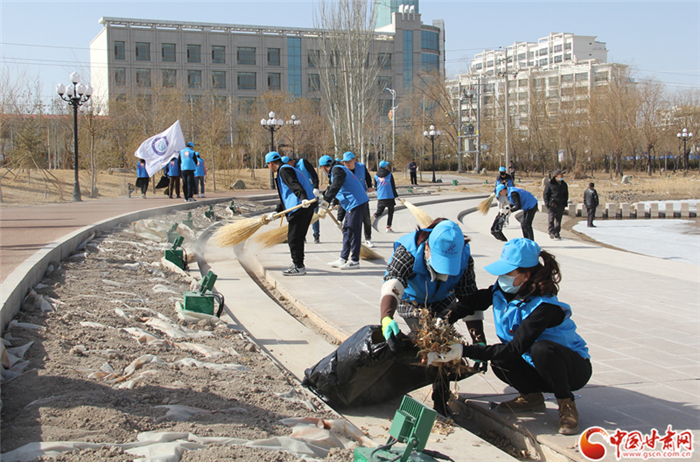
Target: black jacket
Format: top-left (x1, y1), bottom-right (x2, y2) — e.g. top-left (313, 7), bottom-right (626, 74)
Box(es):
top-left (543, 179), bottom-right (569, 209)
top-left (584, 188), bottom-right (599, 208)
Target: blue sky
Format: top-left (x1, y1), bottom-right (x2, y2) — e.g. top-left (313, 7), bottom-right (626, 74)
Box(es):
top-left (1, 0), bottom-right (698, 102)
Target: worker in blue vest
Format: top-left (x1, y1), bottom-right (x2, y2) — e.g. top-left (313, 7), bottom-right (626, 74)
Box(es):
top-left (179, 142), bottom-right (200, 202)
top-left (337, 151), bottom-right (375, 247)
top-left (318, 155), bottom-right (369, 270)
top-left (441, 238), bottom-right (591, 435)
top-left (494, 166), bottom-right (514, 193)
top-left (496, 184), bottom-right (538, 241)
top-left (287, 157), bottom-right (321, 243)
top-left (263, 152), bottom-right (316, 276)
top-left (194, 155), bottom-right (207, 198)
top-left (373, 160), bottom-right (399, 232)
top-left (136, 159), bottom-right (149, 199)
top-left (379, 219), bottom-right (484, 416)
top-left (167, 157), bottom-right (181, 199)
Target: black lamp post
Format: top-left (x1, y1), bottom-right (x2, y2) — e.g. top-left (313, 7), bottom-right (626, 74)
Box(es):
top-left (423, 124), bottom-right (441, 183)
top-left (677, 128), bottom-right (694, 171)
top-left (261, 111), bottom-right (284, 189)
top-left (286, 114), bottom-right (301, 156)
top-left (57, 72), bottom-right (92, 202)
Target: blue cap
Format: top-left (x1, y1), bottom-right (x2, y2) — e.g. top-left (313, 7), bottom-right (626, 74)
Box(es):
top-left (499, 166), bottom-right (506, 172)
top-left (187, 142), bottom-right (194, 148)
top-left (379, 161), bottom-right (389, 168)
top-left (484, 238), bottom-right (541, 276)
top-left (427, 221), bottom-right (465, 276)
top-left (319, 155), bottom-right (334, 167)
top-left (265, 151), bottom-right (281, 164)
top-left (335, 157), bottom-right (341, 162)
top-left (342, 151), bottom-right (355, 162)
top-left (281, 156), bottom-right (290, 164)
top-left (495, 184), bottom-right (507, 195)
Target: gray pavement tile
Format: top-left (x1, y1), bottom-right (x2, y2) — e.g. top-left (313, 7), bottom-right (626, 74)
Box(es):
top-left (614, 345), bottom-right (699, 369)
top-left (664, 380), bottom-right (700, 398)
top-left (587, 370), bottom-right (648, 386)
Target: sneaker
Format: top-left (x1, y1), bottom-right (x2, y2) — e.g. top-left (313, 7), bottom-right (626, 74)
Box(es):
top-left (555, 235), bottom-right (562, 240)
top-left (340, 260), bottom-right (360, 270)
top-left (201, 194), bottom-right (206, 198)
top-left (386, 227), bottom-right (394, 233)
top-left (549, 234), bottom-right (555, 240)
top-left (313, 235), bottom-right (320, 244)
top-left (364, 240), bottom-right (375, 248)
top-left (557, 398), bottom-right (579, 435)
top-left (328, 258), bottom-right (347, 268)
top-left (282, 265), bottom-right (306, 276)
top-left (496, 392), bottom-right (545, 413)
top-left (142, 194), bottom-right (146, 199)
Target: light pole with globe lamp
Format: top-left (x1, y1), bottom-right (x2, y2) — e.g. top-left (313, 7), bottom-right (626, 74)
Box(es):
top-left (385, 88), bottom-right (397, 162)
top-left (57, 72), bottom-right (92, 202)
top-left (286, 115), bottom-right (301, 156)
top-left (261, 111), bottom-right (284, 189)
top-left (677, 128), bottom-right (694, 171)
top-left (423, 125), bottom-right (441, 183)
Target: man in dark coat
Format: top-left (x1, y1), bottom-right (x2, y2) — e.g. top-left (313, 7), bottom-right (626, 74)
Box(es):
top-left (543, 169), bottom-right (569, 240)
top-left (584, 183), bottom-right (599, 227)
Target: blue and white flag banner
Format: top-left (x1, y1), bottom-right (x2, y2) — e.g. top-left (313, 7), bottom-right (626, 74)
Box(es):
top-left (134, 120), bottom-right (186, 176)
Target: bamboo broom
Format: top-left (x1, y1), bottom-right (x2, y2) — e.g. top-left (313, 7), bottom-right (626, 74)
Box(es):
top-left (253, 214), bottom-right (322, 249)
top-left (477, 193), bottom-right (495, 215)
top-left (326, 210), bottom-right (383, 261)
top-left (215, 199), bottom-right (317, 248)
top-left (399, 198), bottom-right (434, 228)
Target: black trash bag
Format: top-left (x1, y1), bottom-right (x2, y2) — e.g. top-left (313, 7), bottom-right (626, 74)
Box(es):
top-left (155, 174), bottom-right (169, 189)
top-left (491, 213), bottom-right (508, 242)
top-left (302, 325), bottom-right (439, 409)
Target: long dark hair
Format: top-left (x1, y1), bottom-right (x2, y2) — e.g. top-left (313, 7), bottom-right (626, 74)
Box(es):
top-left (518, 250), bottom-right (560, 297)
top-left (416, 218), bottom-right (470, 246)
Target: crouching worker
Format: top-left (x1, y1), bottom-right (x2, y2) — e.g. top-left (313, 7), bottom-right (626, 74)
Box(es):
top-left (379, 219), bottom-right (486, 416)
top-left (442, 238), bottom-right (591, 434)
top-left (264, 151), bottom-right (316, 276)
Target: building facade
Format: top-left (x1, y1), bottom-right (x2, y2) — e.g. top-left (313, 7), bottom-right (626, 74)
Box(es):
top-left (89, 14), bottom-right (444, 112)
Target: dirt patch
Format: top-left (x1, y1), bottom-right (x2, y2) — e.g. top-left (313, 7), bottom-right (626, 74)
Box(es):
top-left (0, 205), bottom-right (359, 461)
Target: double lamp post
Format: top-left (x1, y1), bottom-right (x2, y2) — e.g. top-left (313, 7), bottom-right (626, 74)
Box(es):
top-left (677, 128), bottom-right (694, 171)
top-left (261, 111), bottom-right (301, 190)
top-left (423, 125), bottom-right (441, 183)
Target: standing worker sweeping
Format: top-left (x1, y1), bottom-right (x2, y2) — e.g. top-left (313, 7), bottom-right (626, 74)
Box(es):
top-left (543, 169), bottom-right (568, 240)
top-left (496, 184), bottom-right (538, 241)
top-left (265, 151), bottom-right (316, 276)
top-left (318, 155), bottom-right (369, 270)
top-left (179, 142), bottom-right (200, 202)
top-left (374, 160), bottom-right (399, 232)
top-left (288, 156), bottom-right (322, 243)
top-left (338, 151), bottom-right (375, 248)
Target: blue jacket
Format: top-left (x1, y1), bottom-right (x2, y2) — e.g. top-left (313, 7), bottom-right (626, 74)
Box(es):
top-left (354, 162), bottom-right (368, 191)
top-left (195, 158), bottom-right (206, 177)
top-left (167, 159), bottom-right (180, 177)
top-left (276, 164), bottom-right (315, 217)
top-left (492, 289), bottom-right (589, 367)
top-left (389, 230), bottom-right (471, 305)
top-left (331, 165), bottom-right (369, 212)
top-left (179, 147), bottom-right (198, 171)
top-left (375, 173), bottom-right (395, 200)
top-left (508, 186), bottom-right (537, 212)
top-left (137, 163), bottom-right (148, 178)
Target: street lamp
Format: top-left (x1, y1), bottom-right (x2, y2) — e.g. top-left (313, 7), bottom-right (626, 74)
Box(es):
top-left (286, 114), bottom-right (301, 156)
top-left (57, 72), bottom-right (93, 202)
top-left (261, 111), bottom-right (284, 189)
top-left (385, 88), bottom-right (397, 163)
top-left (423, 125), bottom-right (441, 183)
top-left (677, 128), bottom-right (694, 171)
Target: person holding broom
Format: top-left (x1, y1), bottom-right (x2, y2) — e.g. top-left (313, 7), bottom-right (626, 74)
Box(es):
top-left (373, 160), bottom-right (399, 232)
top-left (264, 151), bottom-right (316, 276)
top-left (287, 156), bottom-right (322, 244)
top-left (379, 218), bottom-right (486, 416)
top-left (318, 155), bottom-right (369, 270)
top-left (337, 151), bottom-right (375, 248)
top-left (496, 183), bottom-right (538, 241)
top-left (440, 238), bottom-right (591, 435)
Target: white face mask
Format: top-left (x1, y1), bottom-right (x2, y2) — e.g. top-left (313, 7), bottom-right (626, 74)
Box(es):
top-left (498, 274), bottom-right (523, 294)
top-left (425, 247), bottom-right (449, 282)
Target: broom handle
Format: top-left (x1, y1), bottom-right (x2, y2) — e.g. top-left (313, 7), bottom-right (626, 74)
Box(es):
top-left (326, 210), bottom-right (341, 227)
top-left (271, 197), bottom-right (318, 219)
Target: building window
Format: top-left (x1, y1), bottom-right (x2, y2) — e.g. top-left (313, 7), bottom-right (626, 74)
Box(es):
top-left (114, 41), bottom-right (125, 60)
top-left (421, 30), bottom-right (439, 51)
top-left (539, 58), bottom-right (548, 66)
top-left (486, 60), bottom-right (493, 68)
top-left (548, 76), bottom-right (559, 86)
top-left (595, 71), bottom-right (609, 82)
top-left (268, 72), bottom-right (281, 90)
top-left (162, 69), bottom-right (177, 88)
top-left (136, 94), bottom-right (152, 108)
top-left (308, 74), bottom-right (320, 91)
top-left (421, 53), bottom-right (439, 72)
top-left (548, 89), bottom-right (559, 99)
top-left (553, 44), bottom-right (563, 53)
top-left (212, 45), bottom-right (225, 64)
top-left (214, 96), bottom-right (228, 106)
top-left (575, 72), bottom-right (588, 81)
top-left (268, 48), bottom-right (280, 66)
top-left (162, 43), bottom-right (176, 62)
top-left (518, 79), bottom-right (527, 87)
top-left (308, 50), bottom-right (320, 68)
top-left (561, 87), bottom-right (574, 96)
top-left (538, 48), bottom-right (548, 56)
top-left (237, 47), bottom-right (256, 65)
top-left (565, 42), bottom-right (572, 50)
top-left (212, 71), bottom-right (226, 89)
top-left (483, 83), bottom-right (495, 93)
top-left (135, 42), bottom-right (150, 61)
top-left (114, 68), bottom-right (126, 86)
top-left (554, 55), bottom-right (563, 63)
top-left (187, 45), bottom-right (201, 63)
top-left (287, 37), bottom-right (301, 96)
top-left (378, 76), bottom-right (392, 90)
top-left (534, 78), bottom-right (545, 88)
top-left (378, 53), bottom-right (392, 69)
top-left (518, 92), bottom-right (527, 101)
top-left (518, 53), bottom-right (526, 61)
top-left (187, 70), bottom-right (202, 89)
top-left (403, 30), bottom-right (413, 89)
top-left (473, 63), bottom-right (482, 70)
top-left (187, 95), bottom-right (201, 105)
top-left (562, 74), bottom-right (574, 83)
top-left (135, 69), bottom-right (151, 87)
top-left (528, 51), bottom-right (534, 59)
top-left (238, 97), bottom-right (256, 113)
top-left (237, 72), bottom-right (256, 90)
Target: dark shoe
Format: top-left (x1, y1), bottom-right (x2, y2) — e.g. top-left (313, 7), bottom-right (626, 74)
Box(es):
top-left (555, 235), bottom-right (562, 240)
top-left (282, 265), bottom-right (306, 276)
top-left (313, 235), bottom-right (320, 244)
top-left (496, 392), bottom-right (545, 413)
top-left (588, 224), bottom-right (596, 228)
top-left (557, 398), bottom-right (579, 435)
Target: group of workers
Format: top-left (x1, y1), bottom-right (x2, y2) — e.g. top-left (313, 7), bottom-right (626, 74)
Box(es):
top-left (140, 142), bottom-right (207, 202)
top-left (265, 151), bottom-right (590, 435)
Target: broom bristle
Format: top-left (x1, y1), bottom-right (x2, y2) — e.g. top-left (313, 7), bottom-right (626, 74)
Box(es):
top-left (360, 244), bottom-right (383, 260)
top-left (477, 194), bottom-right (495, 215)
top-left (214, 217), bottom-right (264, 247)
top-left (403, 200), bottom-right (434, 228)
top-left (253, 214), bottom-right (322, 249)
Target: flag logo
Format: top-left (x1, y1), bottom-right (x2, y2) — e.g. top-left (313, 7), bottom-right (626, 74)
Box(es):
top-left (151, 136), bottom-right (169, 156)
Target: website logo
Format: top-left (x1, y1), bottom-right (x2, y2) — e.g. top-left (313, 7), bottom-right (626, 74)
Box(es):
top-left (580, 426), bottom-right (693, 461)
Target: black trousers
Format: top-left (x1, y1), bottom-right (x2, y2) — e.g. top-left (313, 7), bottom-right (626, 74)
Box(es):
top-left (410, 171), bottom-right (417, 185)
top-left (181, 170), bottom-right (196, 200)
top-left (340, 202), bottom-right (366, 263)
top-left (287, 207), bottom-right (315, 268)
top-left (587, 206), bottom-right (596, 227)
top-left (168, 176), bottom-right (181, 198)
top-left (547, 206), bottom-right (565, 237)
top-left (338, 203), bottom-right (371, 240)
top-left (491, 340), bottom-right (592, 400)
top-left (375, 199), bottom-right (395, 227)
top-left (136, 177), bottom-right (149, 195)
top-left (521, 207), bottom-right (537, 241)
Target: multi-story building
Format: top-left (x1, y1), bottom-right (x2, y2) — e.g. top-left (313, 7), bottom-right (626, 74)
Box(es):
top-left (89, 10), bottom-right (444, 112)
